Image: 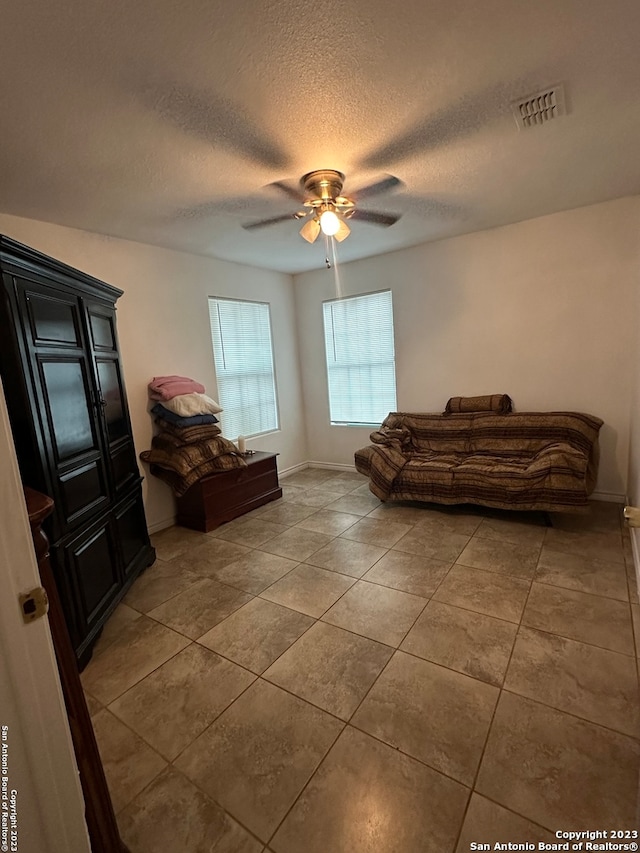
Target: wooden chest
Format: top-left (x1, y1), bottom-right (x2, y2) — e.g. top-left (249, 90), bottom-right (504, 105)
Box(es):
top-left (175, 451), bottom-right (282, 532)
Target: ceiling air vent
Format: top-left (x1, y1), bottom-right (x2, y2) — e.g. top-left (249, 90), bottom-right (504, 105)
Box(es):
top-left (512, 84), bottom-right (566, 130)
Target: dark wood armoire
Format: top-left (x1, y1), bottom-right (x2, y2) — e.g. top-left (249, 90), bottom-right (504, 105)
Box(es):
top-left (0, 236), bottom-right (155, 668)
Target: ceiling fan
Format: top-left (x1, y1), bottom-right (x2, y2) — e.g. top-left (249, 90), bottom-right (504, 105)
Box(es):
top-left (242, 169), bottom-right (403, 243)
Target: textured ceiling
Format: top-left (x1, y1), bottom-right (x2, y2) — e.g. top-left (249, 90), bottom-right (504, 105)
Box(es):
top-left (1, 0), bottom-right (639, 273)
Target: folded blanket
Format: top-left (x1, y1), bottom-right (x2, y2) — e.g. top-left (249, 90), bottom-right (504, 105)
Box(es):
top-left (157, 421), bottom-right (222, 444)
top-left (445, 394), bottom-right (512, 414)
top-left (366, 444), bottom-right (410, 501)
top-left (151, 403), bottom-right (219, 427)
top-left (146, 456), bottom-right (245, 496)
top-left (140, 434), bottom-right (246, 496)
top-left (160, 392), bottom-right (222, 417)
top-left (148, 375), bottom-right (205, 401)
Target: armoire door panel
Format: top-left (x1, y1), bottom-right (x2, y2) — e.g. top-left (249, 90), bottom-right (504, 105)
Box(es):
top-left (58, 459), bottom-right (110, 526)
top-left (88, 311), bottom-right (116, 351)
top-left (109, 439), bottom-right (139, 492)
top-left (96, 359), bottom-right (128, 443)
top-left (114, 493), bottom-right (149, 578)
top-left (40, 358), bottom-right (96, 460)
top-left (25, 289), bottom-right (82, 346)
top-left (64, 518), bottom-right (121, 634)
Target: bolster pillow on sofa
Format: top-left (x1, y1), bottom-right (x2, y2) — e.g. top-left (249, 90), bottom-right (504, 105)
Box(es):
top-left (445, 394), bottom-right (513, 414)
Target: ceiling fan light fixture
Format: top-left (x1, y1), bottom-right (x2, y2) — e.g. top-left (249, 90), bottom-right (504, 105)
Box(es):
top-left (334, 219), bottom-right (351, 242)
top-left (300, 218), bottom-right (321, 243)
top-left (319, 209), bottom-right (341, 236)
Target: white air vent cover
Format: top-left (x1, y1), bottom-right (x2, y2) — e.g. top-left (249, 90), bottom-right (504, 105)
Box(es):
top-left (512, 85), bottom-right (566, 129)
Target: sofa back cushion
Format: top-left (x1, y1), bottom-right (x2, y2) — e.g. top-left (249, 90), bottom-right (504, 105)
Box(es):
top-left (381, 412), bottom-right (474, 453)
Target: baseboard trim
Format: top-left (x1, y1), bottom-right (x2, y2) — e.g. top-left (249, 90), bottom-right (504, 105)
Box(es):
top-left (278, 462), bottom-right (310, 479)
top-left (307, 461), bottom-right (357, 472)
top-left (591, 491), bottom-right (625, 503)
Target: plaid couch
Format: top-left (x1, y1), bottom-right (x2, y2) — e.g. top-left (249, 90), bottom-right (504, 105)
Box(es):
top-left (354, 411), bottom-right (603, 513)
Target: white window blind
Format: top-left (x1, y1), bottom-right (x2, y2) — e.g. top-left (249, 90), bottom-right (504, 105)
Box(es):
top-left (322, 289), bottom-right (397, 426)
top-left (208, 297), bottom-right (279, 439)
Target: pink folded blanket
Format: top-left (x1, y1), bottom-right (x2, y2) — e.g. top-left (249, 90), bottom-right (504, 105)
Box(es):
top-left (148, 375), bottom-right (205, 401)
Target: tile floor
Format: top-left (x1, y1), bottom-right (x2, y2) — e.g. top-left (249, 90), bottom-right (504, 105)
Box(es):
top-left (81, 467), bottom-right (640, 852)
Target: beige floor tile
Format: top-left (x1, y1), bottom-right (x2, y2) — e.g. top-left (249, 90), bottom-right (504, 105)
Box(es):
top-left (392, 527), bottom-right (470, 563)
top-left (288, 489), bottom-right (348, 507)
top-left (504, 626), bottom-right (640, 737)
top-left (364, 502), bottom-right (434, 526)
top-left (367, 503), bottom-right (431, 524)
top-left (109, 644), bottom-right (255, 760)
top-left (433, 564), bottom-right (530, 623)
top-left (522, 582), bottom-right (635, 655)
top-left (411, 509), bottom-right (483, 538)
top-left (401, 600), bottom-right (518, 686)
top-left (352, 651), bottom-right (498, 785)
top-left (260, 564), bottom-right (356, 617)
top-left (535, 547), bottom-right (628, 600)
top-left (94, 602), bottom-right (142, 653)
top-left (476, 692), bottom-right (640, 829)
top-left (363, 550), bottom-right (451, 598)
top-left (323, 581), bottom-right (427, 646)
top-left (259, 526), bottom-right (334, 561)
top-left (198, 598), bottom-right (314, 673)
top-left (544, 527), bottom-right (625, 565)
top-left (323, 470), bottom-right (368, 486)
top-left (84, 691), bottom-right (102, 717)
top-left (123, 562), bottom-right (203, 613)
top-left (215, 518), bottom-right (289, 548)
top-left (175, 680), bottom-right (343, 842)
top-left (279, 484), bottom-right (308, 502)
top-left (203, 550), bottom-right (300, 594)
top-left (172, 537), bottom-right (253, 578)
top-left (148, 578), bottom-right (252, 639)
top-left (324, 493), bottom-right (382, 516)
top-left (475, 516), bottom-right (546, 547)
top-left (271, 727), bottom-right (469, 853)
top-left (295, 508), bottom-right (361, 536)
top-left (304, 537), bottom-right (387, 578)
top-left (149, 525), bottom-right (207, 562)
top-left (264, 622), bottom-right (393, 720)
top-left (455, 794), bottom-right (554, 853)
top-left (283, 469), bottom-right (341, 488)
top-left (81, 616), bottom-right (190, 704)
top-left (339, 517), bottom-right (412, 549)
top-left (118, 767), bottom-right (263, 853)
top-left (457, 537), bottom-right (539, 580)
top-left (92, 709), bottom-right (166, 813)
top-left (259, 503), bottom-right (322, 527)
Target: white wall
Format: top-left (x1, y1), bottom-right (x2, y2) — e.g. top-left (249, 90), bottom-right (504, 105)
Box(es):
top-left (0, 214), bottom-right (307, 530)
top-left (295, 196), bottom-right (640, 500)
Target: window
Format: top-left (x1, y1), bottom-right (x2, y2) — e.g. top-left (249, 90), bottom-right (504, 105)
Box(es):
top-left (208, 297), bottom-right (279, 439)
top-left (322, 289), bottom-right (397, 426)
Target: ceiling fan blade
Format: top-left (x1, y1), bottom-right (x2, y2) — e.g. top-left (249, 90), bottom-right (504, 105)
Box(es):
top-left (243, 213), bottom-right (297, 230)
top-left (269, 180), bottom-right (306, 204)
top-left (300, 218), bottom-right (321, 243)
top-left (350, 210), bottom-right (401, 227)
top-left (334, 219), bottom-right (351, 242)
top-left (352, 175), bottom-right (403, 200)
